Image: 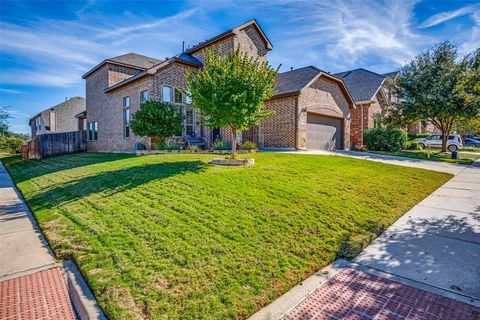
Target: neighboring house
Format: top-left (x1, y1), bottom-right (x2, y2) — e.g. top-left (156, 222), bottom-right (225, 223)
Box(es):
top-left (334, 69), bottom-right (393, 148)
top-left (83, 19), bottom-right (272, 152)
top-left (243, 66), bottom-right (355, 150)
top-left (29, 97), bottom-right (86, 138)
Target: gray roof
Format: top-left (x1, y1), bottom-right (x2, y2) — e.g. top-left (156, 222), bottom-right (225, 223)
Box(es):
top-left (275, 66), bottom-right (324, 95)
top-left (333, 68), bottom-right (386, 102)
top-left (382, 71), bottom-right (399, 79)
top-left (108, 53), bottom-right (162, 69)
top-left (175, 52), bottom-right (203, 66)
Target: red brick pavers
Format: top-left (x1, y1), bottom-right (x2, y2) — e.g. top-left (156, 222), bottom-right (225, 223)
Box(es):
top-left (0, 267), bottom-right (75, 320)
top-left (283, 268), bottom-right (480, 320)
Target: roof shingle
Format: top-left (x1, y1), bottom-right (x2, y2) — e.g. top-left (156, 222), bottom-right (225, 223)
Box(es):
top-left (275, 66), bottom-right (323, 95)
top-left (333, 68), bottom-right (385, 103)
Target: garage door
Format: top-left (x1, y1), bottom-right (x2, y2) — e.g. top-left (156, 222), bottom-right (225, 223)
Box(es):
top-left (307, 113), bottom-right (342, 150)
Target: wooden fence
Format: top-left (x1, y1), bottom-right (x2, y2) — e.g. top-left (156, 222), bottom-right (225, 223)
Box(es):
top-left (21, 130), bottom-right (87, 160)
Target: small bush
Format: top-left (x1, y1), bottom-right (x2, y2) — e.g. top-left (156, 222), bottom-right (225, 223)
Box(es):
top-left (363, 127), bottom-right (407, 151)
top-left (165, 143), bottom-right (180, 150)
top-left (212, 139), bottom-right (231, 150)
top-left (240, 141), bottom-right (257, 152)
top-left (186, 145), bottom-right (200, 151)
top-left (407, 133), bottom-right (431, 140)
top-left (405, 141), bottom-right (421, 150)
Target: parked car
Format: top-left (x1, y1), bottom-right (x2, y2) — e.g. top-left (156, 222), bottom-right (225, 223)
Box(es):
top-left (463, 138), bottom-right (480, 148)
top-left (415, 134), bottom-right (463, 152)
top-left (463, 135), bottom-right (480, 141)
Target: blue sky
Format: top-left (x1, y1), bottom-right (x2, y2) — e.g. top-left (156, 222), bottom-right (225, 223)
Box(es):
top-left (1, 0), bottom-right (479, 134)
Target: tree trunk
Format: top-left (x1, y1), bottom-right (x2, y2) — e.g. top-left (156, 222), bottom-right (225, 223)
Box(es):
top-left (230, 126), bottom-right (237, 158)
top-left (441, 131), bottom-right (448, 152)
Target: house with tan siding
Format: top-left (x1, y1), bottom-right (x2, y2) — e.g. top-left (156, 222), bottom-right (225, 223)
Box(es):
top-left (29, 97), bottom-right (86, 139)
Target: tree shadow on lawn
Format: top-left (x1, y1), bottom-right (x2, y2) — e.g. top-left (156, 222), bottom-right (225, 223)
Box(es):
top-left (4, 153), bottom-right (137, 183)
top-left (28, 160), bottom-right (206, 210)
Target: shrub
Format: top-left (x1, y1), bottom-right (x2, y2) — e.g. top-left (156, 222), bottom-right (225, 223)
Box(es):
top-left (240, 141), bottom-right (258, 152)
top-left (165, 143), bottom-right (180, 150)
top-left (405, 141), bottom-right (421, 150)
top-left (186, 145), bottom-right (200, 151)
top-left (363, 127), bottom-right (407, 151)
top-left (212, 139), bottom-right (231, 150)
top-left (407, 133), bottom-right (431, 140)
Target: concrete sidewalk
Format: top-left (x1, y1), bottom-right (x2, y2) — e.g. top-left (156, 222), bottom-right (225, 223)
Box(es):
top-left (0, 162), bottom-right (56, 278)
top-left (354, 160), bottom-right (480, 300)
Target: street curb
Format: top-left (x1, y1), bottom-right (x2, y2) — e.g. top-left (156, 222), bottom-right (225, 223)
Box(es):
top-left (63, 260), bottom-right (107, 320)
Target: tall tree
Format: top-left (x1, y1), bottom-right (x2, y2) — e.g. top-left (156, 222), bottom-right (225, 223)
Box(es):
top-left (0, 106), bottom-right (10, 136)
top-left (186, 48), bottom-right (278, 157)
top-left (385, 42), bottom-right (480, 151)
top-left (130, 100), bottom-right (184, 149)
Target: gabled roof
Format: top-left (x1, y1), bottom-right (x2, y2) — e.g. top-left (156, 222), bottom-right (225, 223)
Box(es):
top-left (185, 19), bottom-right (273, 55)
top-left (104, 53), bottom-right (203, 93)
top-left (382, 71), bottom-right (399, 79)
top-left (82, 53), bottom-right (162, 79)
top-left (333, 68), bottom-right (386, 103)
top-left (29, 97), bottom-right (85, 123)
top-left (272, 66), bottom-right (354, 107)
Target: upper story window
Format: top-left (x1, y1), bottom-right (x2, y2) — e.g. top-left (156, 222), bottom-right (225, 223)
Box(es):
top-left (88, 122), bottom-right (98, 141)
top-left (35, 117), bottom-right (41, 131)
top-left (185, 91), bottom-right (192, 105)
top-left (175, 89), bottom-right (183, 103)
top-left (162, 86), bottom-right (172, 103)
top-left (140, 91), bottom-right (148, 104)
top-left (123, 96), bottom-right (130, 108)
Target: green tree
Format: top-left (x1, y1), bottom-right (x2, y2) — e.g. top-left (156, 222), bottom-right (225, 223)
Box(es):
top-left (385, 42), bottom-right (480, 151)
top-left (130, 100), bottom-right (184, 148)
top-left (186, 48), bottom-right (279, 157)
top-left (0, 106), bottom-right (10, 136)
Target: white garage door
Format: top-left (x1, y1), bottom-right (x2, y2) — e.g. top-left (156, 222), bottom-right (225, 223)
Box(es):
top-left (307, 113), bottom-right (342, 150)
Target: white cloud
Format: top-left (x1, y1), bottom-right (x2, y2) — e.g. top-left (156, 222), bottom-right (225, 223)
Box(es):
top-left (419, 3), bottom-right (480, 28)
top-left (0, 88), bottom-right (24, 94)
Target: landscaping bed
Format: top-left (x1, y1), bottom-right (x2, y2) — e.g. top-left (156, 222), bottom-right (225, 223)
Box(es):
top-left (371, 149), bottom-right (480, 164)
top-left (2, 152), bottom-right (451, 319)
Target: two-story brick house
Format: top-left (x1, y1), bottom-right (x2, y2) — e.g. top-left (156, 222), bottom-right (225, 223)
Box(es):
top-left (82, 19), bottom-right (273, 152)
top-left (29, 97), bottom-right (86, 139)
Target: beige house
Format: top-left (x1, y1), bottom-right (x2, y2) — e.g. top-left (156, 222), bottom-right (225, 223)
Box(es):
top-left (82, 19), bottom-right (273, 152)
top-left (29, 97), bottom-right (86, 138)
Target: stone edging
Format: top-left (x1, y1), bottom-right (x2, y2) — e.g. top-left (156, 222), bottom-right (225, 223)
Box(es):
top-left (135, 150), bottom-right (256, 156)
top-left (209, 158), bottom-right (254, 166)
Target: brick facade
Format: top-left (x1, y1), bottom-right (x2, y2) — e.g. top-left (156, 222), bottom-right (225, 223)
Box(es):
top-left (261, 96), bottom-right (298, 149)
top-left (86, 64), bottom-right (152, 152)
top-left (349, 93), bottom-right (385, 148)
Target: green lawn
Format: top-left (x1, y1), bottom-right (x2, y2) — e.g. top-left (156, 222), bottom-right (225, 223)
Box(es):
top-left (3, 153), bottom-right (451, 319)
top-left (372, 149), bottom-right (480, 164)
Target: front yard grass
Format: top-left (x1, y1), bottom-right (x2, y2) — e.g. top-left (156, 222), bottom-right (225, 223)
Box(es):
top-left (3, 152), bottom-right (451, 319)
top-left (372, 149), bottom-right (480, 164)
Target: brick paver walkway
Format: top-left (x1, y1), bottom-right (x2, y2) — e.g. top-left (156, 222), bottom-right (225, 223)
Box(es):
top-left (283, 268), bottom-right (480, 320)
top-left (0, 267), bottom-right (75, 320)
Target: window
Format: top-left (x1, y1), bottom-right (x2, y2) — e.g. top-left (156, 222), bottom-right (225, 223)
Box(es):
top-left (175, 89), bottom-right (183, 103)
top-left (35, 117), bottom-right (41, 131)
top-left (185, 91), bottom-right (192, 105)
top-left (124, 108), bottom-right (130, 138)
top-left (88, 122), bottom-right (98, 141)
top-left (140, 91), bottom-right (148, 104)
top-left (123, 96), bottom-right (130, 108)
top-left (373, 114), bottom-right (381, 129)
top-left (162, 86), bottom-right (172, 102)
top-left (123, 96), bottom-right (130, 138)
top-left (185, 108), bottom-right (195, 136)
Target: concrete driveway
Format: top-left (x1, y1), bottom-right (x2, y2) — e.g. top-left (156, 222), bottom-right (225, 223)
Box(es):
top-left (354, 161), bottom-right (480, 300)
